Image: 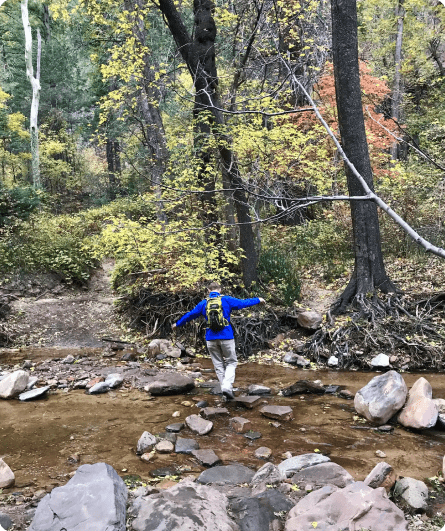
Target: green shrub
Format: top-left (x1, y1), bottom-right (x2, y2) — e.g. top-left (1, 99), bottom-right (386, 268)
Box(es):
top-left (258, 247), bottom-right (301, 305)
top-left (0, 185), bottom-right (40, 228)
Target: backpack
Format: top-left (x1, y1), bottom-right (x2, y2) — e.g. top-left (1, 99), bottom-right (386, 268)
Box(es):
top-left (205, 296), bottom-right (229, 332)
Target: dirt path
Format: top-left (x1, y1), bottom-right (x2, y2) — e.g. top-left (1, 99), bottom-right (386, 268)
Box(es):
top-left (7, 260), bottom-right (125, 348)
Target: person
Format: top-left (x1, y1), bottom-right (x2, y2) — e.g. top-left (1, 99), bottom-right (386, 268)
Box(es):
top-left (172, 282), bottom-right (265, 400)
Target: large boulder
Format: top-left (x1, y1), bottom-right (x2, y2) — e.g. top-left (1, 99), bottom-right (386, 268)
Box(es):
top-left (296, 310), bottom-right (322, 330)
top-left (0, 459), bottom-right (14, 489)
top-left (131, 481), bottom-right (238, 531)
top-left (278, 453), bottom-right (330, 478)
top-left (398, 377), bottom-right (438, 429)
top-left (197, 465), bottom-right (255, 485)
top-left (291, 462), bottom-right (354, 490)
top-left (394, 477), bottom-right (429, 511)
top-left (230, 489), bottom-right (294, 531)
top-left (0, 370), bottom-right (29, 399)
top-left (144, 373), bottom-right (195, 395)
top-left (354, 370), bottom-right (407, 424)
top-left (285, 481), bottom-right (408, 531)
top-left (29, 463), bottom-right (128, 531)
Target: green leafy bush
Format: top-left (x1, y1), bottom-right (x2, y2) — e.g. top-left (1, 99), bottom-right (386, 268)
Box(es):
top-left (0, 185), bottom-right (40, 228)
top-left (258, 248), bottom-right (301, 305)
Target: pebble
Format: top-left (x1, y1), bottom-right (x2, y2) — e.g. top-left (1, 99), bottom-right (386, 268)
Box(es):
top-left (140, 452), bottom-right (156, 463)
top-left (172, 411), bottom-right (181, 418)
top-left (181, 401), bottom-right (192, 407)
top-left (165, 423), bottom-right (184, 433)
top-left (375, 450), bottom-right (387, 458)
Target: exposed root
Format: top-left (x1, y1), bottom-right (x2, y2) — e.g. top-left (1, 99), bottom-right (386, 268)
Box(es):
top-left (304, 293), bottom-right (445, 370)
top-left (119, 287), bottom-right (292, 359)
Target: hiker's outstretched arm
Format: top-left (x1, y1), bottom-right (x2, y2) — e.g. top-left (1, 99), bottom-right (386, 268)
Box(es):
top-left (176, 300), bottom-right (206, 327)
top-left (224, 296), bottom-right (262, 311)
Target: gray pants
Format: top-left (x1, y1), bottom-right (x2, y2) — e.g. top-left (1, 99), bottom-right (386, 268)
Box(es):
top-left (206, 339), bottom-right (237, 393)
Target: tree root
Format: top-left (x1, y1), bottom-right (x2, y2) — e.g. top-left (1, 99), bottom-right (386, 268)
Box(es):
top-left (304, 293), bottom-right (445, 370)
top-left (119, 287), bottom-right (290, 359)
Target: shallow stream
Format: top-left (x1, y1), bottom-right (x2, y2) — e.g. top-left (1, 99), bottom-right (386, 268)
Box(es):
top-left (1, 348), bottom-right (445, 492)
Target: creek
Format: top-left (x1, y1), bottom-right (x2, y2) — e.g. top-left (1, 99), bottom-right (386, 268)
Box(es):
top-left (1, 348), bottom-right (445, 493)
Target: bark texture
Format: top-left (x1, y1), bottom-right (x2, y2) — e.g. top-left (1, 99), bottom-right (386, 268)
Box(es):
top-left (21, 0), bottom-right (41, 189)
top-left (331, 0), bottom-right (397, 313)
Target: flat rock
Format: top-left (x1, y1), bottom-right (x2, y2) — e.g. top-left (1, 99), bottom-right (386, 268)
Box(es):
top-left (244, 431), bottom-right (261, 440)
top-left (364, 461), bottom-right (397, 492)
top-left (354, 370), bottom-right (407, 425)
top-left (260, 405), bottom-right (293, 421)
top-left (29, 463), bottom-right (127, 531)
top-left (89, 381), bottom-right (110, 394)
top-left (18, 386), bottom-right (50, 401)
top-left (145, 373), bottom-right (195, 396)
top-left (296, 310), bottom-right (322, 330)
top-left (0, 370), bottom-right (29, 399)
top-left (234, 395), bottom-right (264, 408)
top-left (291, 462), bottom-right (354, 489)
top-left (247, 384), bottom-right (271, 395)
top-left (394, 477), bottom-right (429, 511)
top-left (285, 481), bottom-right (408, 530)
top-left (131, 481), bottom-right (238, 531)
top-left (175, 438), bottom-right (199, 454)
top-left (165, 423), bottom-right (184, 433)
top-left (191, 449), bottom-right (221, 467)
top-left (281, 380), bottom-right (325, 397)
top-left (200, 407), bottom-right (229, 419)
top-left (398, 377), bottom-right (438, 429)
top-left (185, 414), bottom-right (213, 435)
top-left (137, 432), bottom-right (157, 455)
top-left (197, 464), bottom-right (255, 485)
top-left (0, 459), bottom-right (14, 489)
top-left (230, 417), bottom-right (252, 433)
top-left (278, 453), bottom-right (330, 478)
top-left (230, 489), bottom-right (294, 531)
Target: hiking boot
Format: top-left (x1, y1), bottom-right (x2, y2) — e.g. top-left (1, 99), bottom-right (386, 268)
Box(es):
top-left (222, 389), bottom-right (235, 400)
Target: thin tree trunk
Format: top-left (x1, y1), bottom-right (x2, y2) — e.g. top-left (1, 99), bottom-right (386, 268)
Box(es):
top-left (106, 139), bottom-right (121, 199)
top-left (158, 0), bottom-right (259, 286)
top-left (331, 0), bottom-right (397, 313)
top-left (21, 0), bottom-right (41, 189)
top-left (390, 0), bottom-right (404, 160)
top-left (128, 0), bottom-right (168, 222)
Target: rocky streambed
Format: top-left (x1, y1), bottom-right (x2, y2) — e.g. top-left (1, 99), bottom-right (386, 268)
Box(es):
top-left (1, 347), bottom-right (445, 530)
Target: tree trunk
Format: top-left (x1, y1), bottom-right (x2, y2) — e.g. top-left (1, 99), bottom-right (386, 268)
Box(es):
top-left (390, 0), bottom-right (404, 160)
top-left (331, 0), bottom-right (397, 313)
top-left (128, 0), bottom-right (168, 222)
top-left (157, 0), bottom-right (259, 286)
top-left (106, 139), bottom-right (121, 199)
top-left (21, 0), bottom-right (41, 189)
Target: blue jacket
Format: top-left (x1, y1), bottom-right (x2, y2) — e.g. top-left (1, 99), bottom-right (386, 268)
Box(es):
top-left (175, 291), bottom-right (261, 340)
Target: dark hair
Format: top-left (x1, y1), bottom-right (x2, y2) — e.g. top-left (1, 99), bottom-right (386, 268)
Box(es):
top-left (208, 281), bottom-right (221, 292)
